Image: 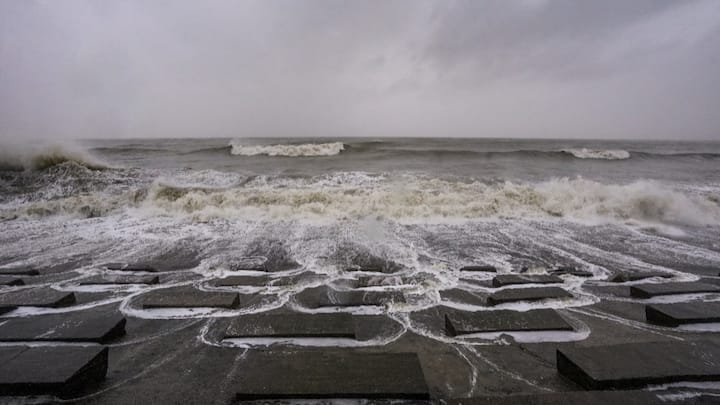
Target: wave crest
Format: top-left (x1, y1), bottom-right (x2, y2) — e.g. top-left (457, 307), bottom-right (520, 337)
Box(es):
top-left (0, 144), bottom-right (109, 171)
top-left (561, 148), bottom-right (630, 160)
top-left (228, 140), bottom-right (345, 157)
top-left (6, 170), bottom-right (719, 227)
top-left (136, 176), bottom-right (720, 226)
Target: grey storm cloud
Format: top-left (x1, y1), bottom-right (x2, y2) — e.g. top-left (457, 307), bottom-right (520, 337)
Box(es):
top-left (1, 0), bottom-right (719, 140)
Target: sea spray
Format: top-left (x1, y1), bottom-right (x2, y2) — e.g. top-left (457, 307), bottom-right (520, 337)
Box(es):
top-left (0, 142), bottom-right (110, 171)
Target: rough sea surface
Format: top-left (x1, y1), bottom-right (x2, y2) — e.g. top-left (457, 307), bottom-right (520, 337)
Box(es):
top-left (1, 138), bottom-right (720, 318)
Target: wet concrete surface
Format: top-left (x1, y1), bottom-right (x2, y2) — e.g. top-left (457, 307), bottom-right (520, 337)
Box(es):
top-left (1, 260), bottom-right (720, 404)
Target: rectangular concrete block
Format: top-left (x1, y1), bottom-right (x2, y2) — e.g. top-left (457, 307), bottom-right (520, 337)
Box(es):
top-left (491, 274), bottom-right (563, 287)
top-left (440, 288), bottom-right (487, 307)
top-left (0, 346), bottom-right (108, 397)
top-left (80, 274), bottom-right (160, 285)
top-left (460, 265), bottom-right (497, 272)
top-left (213, 275), bottom-right (272, 287)
top-left (0, 267), bottom-right (39, 276)
top-left (446, 391), bottom-right (667, 405)
top-left (487, 287), bottom-right (572, 306)
top-left (551, 267), bottom-right (593, 277)
top-left (0, 276), bottom-right (24, 286)
top-left (556, 340), bottom-right (720, 389)
top-left (228, 257), bottom-right (268, 271)
top-left (224, 313), bottom-right (356, 338)
top-left (629, 282), bottom-right (720, 298)
top-left (444, 308), bottom-right (573, 336)
top-left (610, 271), bottom-right (672, 283)
top-left (0, 307), bottom-right (16, 316)
top-left (0, 288), bottom-right (76, 308)
top-left (234, 351), bottom-right (429, 400)
top-left (106, 262), bottom-right (158, 272)
top-left (0, 312), bottom-right (126, 343)
top-left (142, 287), bottom-right (241, 309)
top-left (645, 301), bottom-right (720, 327)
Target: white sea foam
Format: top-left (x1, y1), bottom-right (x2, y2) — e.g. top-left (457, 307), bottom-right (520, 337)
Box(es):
top-left (561, 148), bottom-right (631, 160)
top-left (140, 176), bottom-right (720, 225)
top-left (7, 174), bottom-right (720, 227)
top-left (228, 140), bottom-right (345, 157)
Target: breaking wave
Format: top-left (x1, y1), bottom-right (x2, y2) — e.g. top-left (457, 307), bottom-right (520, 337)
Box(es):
top-left (7, 171), bottom-right (720, 227)
top-left (142, 177), bottom-right (720, 225)
top-left (0, 143), bottom-right (109, 171)
top-left (228, 140), bottom-right (345, 157)
top-left (561, 148), bottom-right (630, 160)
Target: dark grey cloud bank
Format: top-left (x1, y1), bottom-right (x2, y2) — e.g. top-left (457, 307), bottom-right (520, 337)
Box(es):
top-left (1, 0), bottom-right (719, 140)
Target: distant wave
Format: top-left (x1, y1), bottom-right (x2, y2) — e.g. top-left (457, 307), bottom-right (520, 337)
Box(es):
top-left (0, 144), bottom-right (110, 171)
top-left (228, 140), bottom-right (345, 157)
top-left (560, 148), bottom-right (630, 160)
top-left (86, 141), bottom-right (720, 162)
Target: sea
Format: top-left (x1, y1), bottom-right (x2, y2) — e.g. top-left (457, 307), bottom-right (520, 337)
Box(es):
top-left (1, 137), bottom-right (720, 314)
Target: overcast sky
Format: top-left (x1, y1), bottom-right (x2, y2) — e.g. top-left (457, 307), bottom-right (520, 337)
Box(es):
top-left (1, 0), bottom-right (719, 140)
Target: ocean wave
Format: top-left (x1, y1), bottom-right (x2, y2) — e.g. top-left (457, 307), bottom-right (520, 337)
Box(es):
top-left (144, 177), bottom-right (720, 225)
top-left (228, 140), bottom-right (345, 157)
top-left (8, 173), bottom-right (719, 227)
top-left (560, 148), bottom-right (630, 160)
top-left (85, 140), bottom-right (720, 162)
top-left (0, 143), bottom-right (110, 171)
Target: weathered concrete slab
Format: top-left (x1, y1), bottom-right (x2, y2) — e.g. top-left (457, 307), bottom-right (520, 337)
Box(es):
top-left (551, 267), bottom-right (593, 277)
top-left (0, 346), bottom-right (108, 396)
top-left (212, 275), bottom-right (272, 287)
top-left (80, 274), bottom-right (160, 285)
top-left (224, 313), bottom-right (356, 338)
top-left (0, 288), bottom-right (76, 308)
top-left (142, 287), bottom-right (241, 309)
top-left (0, 267), bottom-right (39, 276)
top-left (460, 265), bottom-right (497, 272)
top-left (0, 276), bottom-right (24, 286)
top-left (669, 264), bottom-right (720, 278)
top-left (487, 287), bottom-right (572, 306)
top-left (0, 311), bottom-right (125, 343)
top-left (0, 346), bottom-right (108, 395)
top-left (611, 271), bottom-right (673, 283)
top-left (106, 262), bottom-right (158, 272)
top-left (0, 306), bottom-right (16, 316)
top-left (491, 274), bottom-right (563, 287)
top-left (295, 286), bottom-right (405, 308)
top-left (630, 282), bottom-right (720, 298)
top-left (557, 340), bottom-right (720, 389)
top-left (234, 351), bottom-right (429, 400)
top-left (440, 288), bottom-right (487, 306)
top-left (446, 391), bottom-right (674, 405)
top-left (444, 308), bottom-right (573, 336)
top-left (458, 278), bottom-right (494, 289)
top-left (267, 272), bottom-right (327, 287)
top-left (646, 301), bottom-right (720, 327)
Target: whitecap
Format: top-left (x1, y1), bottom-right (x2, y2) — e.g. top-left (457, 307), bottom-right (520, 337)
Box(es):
top-left (228, 140), bottom-right (345, 157)
top-left (561, 148), bottom-right (631, 160)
